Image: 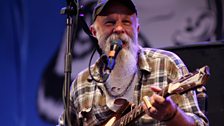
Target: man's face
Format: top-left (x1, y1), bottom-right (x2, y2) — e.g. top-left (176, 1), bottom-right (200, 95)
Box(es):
top-left (91, 2), bottom-right (140, 55)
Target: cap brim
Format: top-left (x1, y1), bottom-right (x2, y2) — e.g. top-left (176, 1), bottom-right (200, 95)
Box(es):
top-left (93, 0), bottom-right (137, 21)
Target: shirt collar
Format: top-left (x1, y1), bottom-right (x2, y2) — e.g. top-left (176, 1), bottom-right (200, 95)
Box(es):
top-left (137, 47), bottom-right (152, 74)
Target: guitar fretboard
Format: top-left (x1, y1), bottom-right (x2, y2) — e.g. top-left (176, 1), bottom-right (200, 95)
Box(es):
top-left (113, 103), bottom-right (145, 126)
top-left (113, 86), bottom-right (170, 126)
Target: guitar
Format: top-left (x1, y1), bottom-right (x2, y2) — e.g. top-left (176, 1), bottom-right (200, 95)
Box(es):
top-left (103, 66), bottom-right (210, 126)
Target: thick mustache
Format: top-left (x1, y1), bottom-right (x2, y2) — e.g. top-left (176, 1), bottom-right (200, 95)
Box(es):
top-left (106, 34), bottom-right (132, 44)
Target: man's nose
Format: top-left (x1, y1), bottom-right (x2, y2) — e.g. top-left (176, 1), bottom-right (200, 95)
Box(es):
top-left (113, 24), bottom-right (125, 34)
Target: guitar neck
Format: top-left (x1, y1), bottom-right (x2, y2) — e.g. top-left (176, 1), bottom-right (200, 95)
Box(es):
top-left (113, 103), bottom-right (145, 126)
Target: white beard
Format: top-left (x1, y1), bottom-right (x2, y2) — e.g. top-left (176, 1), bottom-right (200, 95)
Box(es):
top-left (96, 32), bottom-right (139, 81)
top-left (95, 34), bottom-right (139, 90)
top-left (108, 43), bottom-right (139, 97)
top-left (111, 46), bottom-right (138, 78)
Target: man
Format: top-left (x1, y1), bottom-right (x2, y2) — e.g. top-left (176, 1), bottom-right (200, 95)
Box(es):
top-left (58, 0), bottom-right (209, 125)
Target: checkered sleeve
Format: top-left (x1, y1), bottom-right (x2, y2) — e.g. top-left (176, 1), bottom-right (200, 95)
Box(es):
top-left (167, 52), bottom-right (209, 126)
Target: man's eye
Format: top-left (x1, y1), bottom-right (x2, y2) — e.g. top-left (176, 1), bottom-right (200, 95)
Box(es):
top-left (105, 21), bottom-right (115, 25)
top-left (123, 20), bottom-right (131, 25)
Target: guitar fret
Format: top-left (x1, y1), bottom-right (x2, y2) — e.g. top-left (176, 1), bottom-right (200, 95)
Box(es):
top-left (127, 105), bottom-right (144, 125)
top-left (124, 114), bottom-right (127, 125)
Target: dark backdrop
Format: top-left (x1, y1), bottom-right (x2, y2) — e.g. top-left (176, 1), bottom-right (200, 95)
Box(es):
top-left (165, 42), bottom-right (224, 126)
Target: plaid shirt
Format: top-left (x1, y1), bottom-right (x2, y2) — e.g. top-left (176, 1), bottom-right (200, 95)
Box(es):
top-left (58, 47), bottom-right (209, 126)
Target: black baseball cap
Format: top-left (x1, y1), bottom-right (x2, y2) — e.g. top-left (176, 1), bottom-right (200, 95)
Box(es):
top-left (92, 0), bottom-right (137, 22)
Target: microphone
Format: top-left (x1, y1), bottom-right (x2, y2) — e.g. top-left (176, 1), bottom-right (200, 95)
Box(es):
top-left (105, 39), bottom-right (123, 74)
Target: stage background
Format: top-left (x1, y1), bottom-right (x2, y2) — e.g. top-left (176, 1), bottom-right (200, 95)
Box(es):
top-left (165, 42), bottom-right (224, 126)
top-left (0, 0), bottom-right (224, 125)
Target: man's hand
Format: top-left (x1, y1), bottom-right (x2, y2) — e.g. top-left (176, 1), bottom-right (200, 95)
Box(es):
top-left (143, 86), bottom-right (196, 126)
top-left (143, 86), bottom-right (177, 121)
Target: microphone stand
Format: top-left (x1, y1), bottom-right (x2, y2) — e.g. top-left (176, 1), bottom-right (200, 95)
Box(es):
top-left (60, 0), bottom-right (104, 125)
top-left (60, 0), bottom-right (79, 126)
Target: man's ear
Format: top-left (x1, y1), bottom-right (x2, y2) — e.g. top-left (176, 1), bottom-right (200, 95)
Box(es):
top-left (90, 25), bottom-right (97, 37)
top-left (137, 24), bottom-right (140, 33)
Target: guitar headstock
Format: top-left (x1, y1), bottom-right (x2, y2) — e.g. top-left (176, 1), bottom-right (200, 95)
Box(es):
top-left (168, 66), bottom-right (210, 95)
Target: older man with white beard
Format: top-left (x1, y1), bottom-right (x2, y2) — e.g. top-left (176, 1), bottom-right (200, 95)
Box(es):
top-left (58, 0), bottom-right (209, 126)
